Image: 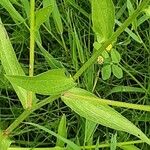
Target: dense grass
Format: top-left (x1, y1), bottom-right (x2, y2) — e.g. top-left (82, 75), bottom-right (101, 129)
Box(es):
top-left (0, 0), bottom-right (150, 149)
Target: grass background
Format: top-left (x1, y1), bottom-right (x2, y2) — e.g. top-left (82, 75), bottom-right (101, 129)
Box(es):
top-left (0, 0), bottom-right (150, 149)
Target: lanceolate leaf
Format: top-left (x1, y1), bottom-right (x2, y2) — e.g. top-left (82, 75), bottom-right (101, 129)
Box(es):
top-left (92, 0), bottom-right (115, 42)
top-left (56, 114), bottom-right (67, 147)
top-left (50, 0), bottom-right (63, 34)
top-left (0, 19), bottom-right (29, 109)
top-left (61, 88), bottom-right (150, 145)
top-left (6, 69), bottom-right (76, 95)
top-left (0, 0), bottom-right (24, 23)
top-left (35, 4), bottom-right (54, 30)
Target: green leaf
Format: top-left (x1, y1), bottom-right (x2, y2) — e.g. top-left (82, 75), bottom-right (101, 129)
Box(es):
top-left (110, 133), bottom-right (117, 150)
top-left (144, 5), bottom-right (150, 17)
top-left (36, 41), bottom-right (64, 69)
top-left (35, 5), bottom-right (53, 30)
top-left (120, 145), bottom-right (140, 150)
top-left (92, 0), bottom-right (115, 42)
top-left (84, 120), bottom-right (97, 145)
top-left (112, 65), bottom-right (123, 79)
top-left (0, 0), bottom-right (24, 23)
top-left (0, 130), bottom-right (12, 150)
top-left (21, 0), bottom-right (30, 18)
top-left (127, 0), bottom-right (137, 30)
top-left (56, 114), bottom-right (67, 147)
top-left (43, 0), bottom-right (52, 31)
top-left (101, 65), bottom-right (111, 80)
top-left (6, 69), bottom-right (76, 95)
top-left (111, 49), bottom-right (121, 64)
top-left (61, 87), bottom-right (150, 145)
top-left (115, 20), bottom-right (142, 43)
top-left (93, 42), bottom-right (101, 50)
top-left (106, 86), bottom-right (145, 96)
top-left (73, 26), bottom-right (85, 63)
top-left (27, 122), bottom-right (81, 150)
top-left (50, 0), bottom-right (63, 34)
top-left (0, 19), bottom-right (30, 109)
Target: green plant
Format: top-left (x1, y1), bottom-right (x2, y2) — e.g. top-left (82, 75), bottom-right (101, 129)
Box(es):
top-left (0, 0), bottom-right (150, 149)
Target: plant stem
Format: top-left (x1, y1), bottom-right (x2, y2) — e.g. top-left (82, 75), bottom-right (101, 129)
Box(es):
top-left (5, 95), bottom-right (59, 135)
top-left (73, 0), bottom-right (150, 80)
top-left (81, 139), bottom-right (144, 149)
top-left (27, 0), bottom-right (35, 108)
top-left (7, 139), bottom-right (148, 149)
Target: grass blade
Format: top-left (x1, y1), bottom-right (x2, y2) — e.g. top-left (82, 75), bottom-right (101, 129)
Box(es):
top-left (27, 122), bottom-right (81, 150)
top-left (0, 0), bottom-right (24, 23)
top-left (106, 86), bottom-right (145, 97)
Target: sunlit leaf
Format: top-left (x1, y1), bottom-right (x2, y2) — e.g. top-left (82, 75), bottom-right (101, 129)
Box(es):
top-left (61, 87), bottom-right (150, 145)
top-left (0, 19), bottom-right (29, 109)
top-left (56, 114), bottom-right (67, 147)
top-left (35, 5), bottom-right (53, 29)
top-left (6, 69), bottom-right (76, 95)
top-left (92, 0), bottom-right (115, 42)
top-left (112, 65), bottom-right (123, 79)
top-left (101, 65), bottom-right (111, 80)
top-left (111, 49), bottom-right (121, 64)
top-left (0, 0), bottom-right (24, 23)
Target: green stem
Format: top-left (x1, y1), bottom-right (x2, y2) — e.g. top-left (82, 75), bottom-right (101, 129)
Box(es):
top-left (73, 0), bottom-right (150, 80)
top-left (7, 139), bottom-right (147, 149)
top-left (81, 139), bottom-right (144, 149)
top-left (5, 95), bottom-right (59, 135)
top-left (27, 0), bottom-right (35, 108)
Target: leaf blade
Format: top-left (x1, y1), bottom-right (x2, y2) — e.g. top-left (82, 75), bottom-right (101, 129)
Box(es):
top-left (61, 88), bottom-right (150, 145)
top-left (6, 69), bottom-right (76, 95)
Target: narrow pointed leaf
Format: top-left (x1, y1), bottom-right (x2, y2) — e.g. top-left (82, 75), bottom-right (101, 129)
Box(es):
top-left (73, 26), bottom-right (85, 63)
top-left (27, 122), bottom-right (80, 150)
top-left (35, 5), bottom-right (53, 30)
top-left (56, 114), bottom-right (67, 147)
top-left (92, 0), bottom-right (115, 42)
top-left (6, 69), bottom-right (76, 95)
top-left (84, 119), bottom-right (97, 145)
top-left (0, 0), bottom-right (24, 23)
top-left (0, 19), bottom-right (29, 109)
top-left (106, 86), bottom-right (145, 96)
top-left (50, 0), bottom-right (63, 34)
top-left (61, 88), bottom-right (150, 145)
